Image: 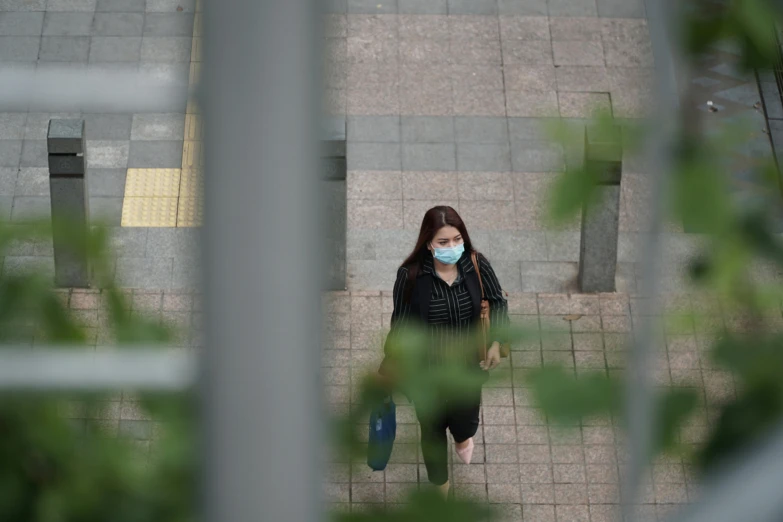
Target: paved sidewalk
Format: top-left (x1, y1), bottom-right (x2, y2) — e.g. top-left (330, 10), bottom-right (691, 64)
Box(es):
top-left (321, 289), bottom-right (742, 520)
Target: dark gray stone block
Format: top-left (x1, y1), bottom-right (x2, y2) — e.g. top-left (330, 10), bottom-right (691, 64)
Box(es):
top-left (128, 140), bottom-right (183, 168)
top-left (401, 116), bottom-right (455, 143)
top-left (511, 141), bottom-right (564, 172)
top-left (448, 0), bottom-right (498, 15)
top-left (398, 0), bottom-right (447, 13)
top-left (97, 0), bottom-right (146, 12)
top-left (21, 140), bottom-right (49, 167)
top-left (548, 0), bottom-right (597, 16)
top-left (84, 113), bottom-right (133, 140)
top-left (402, 143), bottom-right (456, 171)
top-left (498, 0), bottom-right (547, 15)
top-left (39, 36), bottom-right (90, 62)
top-left (93, 13), bottom-right (145, 36)
top-left (42, 12), bottom-right (94, 36)
top-left (48, 155), bottom-right (85, 175)
top-left (47, 119), bottom-right (85, 153)
top-left (0, 140), bottom-right (23, 167)
top-left (89, 36), bottom-right (142, 62)
top-left (347, 116), bottom-right (400, 143)
top-left (456, 143), bottom-right (511, 171)
top-left (347, 0), bottom-right (398, 13)
top-left (88, 196), bottom-right (122, 225)
top-left (0, 12), bottom-right (44, 36)
top-left (596, 0), bottom-right (645, 17)
top-left (0, 36), bottom-right (41, 61)
top-left (143, 13), bottom-right (195, 36)
top-left (578, 186), bottom-right (620, 292)
top-left (119, 419), bottom-right (153, 439)
top-left (50, 176), bottom-right (90, 287)
top-left (346, 142), bottom-right (401, 170)
top-left (88, 168), bottom-right (126, 197)
top-left (455, 116), bottom-right (509, 143)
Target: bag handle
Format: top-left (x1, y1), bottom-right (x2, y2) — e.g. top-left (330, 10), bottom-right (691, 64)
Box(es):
top-left (470, 251), bottom-right (486, 300)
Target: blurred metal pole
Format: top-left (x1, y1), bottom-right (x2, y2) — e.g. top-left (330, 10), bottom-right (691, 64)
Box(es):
top-left (201, 1), bottom-right (323, 522)
top-left (623, 0), bottom-right (681, 520)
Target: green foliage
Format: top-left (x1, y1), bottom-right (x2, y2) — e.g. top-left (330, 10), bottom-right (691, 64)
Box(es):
top-left (331, 489), bottom-right (492, 522)
top-left (0, 219), bottom-right (195, 522)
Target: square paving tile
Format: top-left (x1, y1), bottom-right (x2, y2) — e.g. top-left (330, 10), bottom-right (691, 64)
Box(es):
top-left (401, 143), bottom-right (456, 171)
top-left (93, 13), bottom-right (145, 36)
top-left (42, 12), bottom-right (94, 36)
top-left (456, 143), bottom-right (512, 171)
top-left (552, 40), bottom-right (604, 66)
top-left (547, 0), bottom-right (597, 16)
top-left (400, 116), bottom-right (454, 143)
top-left (39, 36), bottom-right (90, 62)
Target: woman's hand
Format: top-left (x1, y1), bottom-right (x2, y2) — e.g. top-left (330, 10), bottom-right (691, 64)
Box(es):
top-left (480, 342), bottom-right (501, 371)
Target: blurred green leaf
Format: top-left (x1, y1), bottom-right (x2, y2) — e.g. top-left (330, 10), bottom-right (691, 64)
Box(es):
top-left (526, 365), bottom-right (622, 425)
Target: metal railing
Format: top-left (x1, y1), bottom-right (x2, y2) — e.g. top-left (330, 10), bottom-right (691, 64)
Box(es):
top-left (0, 0), bottom-right (782, 521)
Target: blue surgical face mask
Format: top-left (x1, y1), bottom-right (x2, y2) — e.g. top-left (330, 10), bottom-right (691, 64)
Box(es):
top-left (431, 243), bottom-right (465, 265)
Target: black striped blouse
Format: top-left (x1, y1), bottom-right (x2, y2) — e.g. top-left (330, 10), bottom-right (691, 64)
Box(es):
top-left (389, 251), bottom-right (510, 369)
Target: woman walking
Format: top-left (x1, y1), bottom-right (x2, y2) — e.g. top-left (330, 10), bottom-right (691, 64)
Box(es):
top-left (379, 205), bottom-right (510, 497)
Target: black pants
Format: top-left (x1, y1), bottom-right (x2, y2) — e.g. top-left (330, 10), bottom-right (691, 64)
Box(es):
top-left (415, 388), bottom-right (482, 486)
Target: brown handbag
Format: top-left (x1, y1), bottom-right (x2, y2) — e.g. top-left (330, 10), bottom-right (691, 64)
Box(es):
top-left (471, 251), bottom-right (511, 360)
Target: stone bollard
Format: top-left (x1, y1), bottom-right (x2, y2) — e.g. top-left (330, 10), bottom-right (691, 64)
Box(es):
top-left (321, 116), bottom-right (347, 290)
top-left (47, 119), bottom-right (91, 288)
top-left (578, 124), bottom-right (622, 293)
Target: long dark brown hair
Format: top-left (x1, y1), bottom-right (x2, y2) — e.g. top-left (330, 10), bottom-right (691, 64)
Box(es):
top-left (400, 206), bottom-right (475, 302)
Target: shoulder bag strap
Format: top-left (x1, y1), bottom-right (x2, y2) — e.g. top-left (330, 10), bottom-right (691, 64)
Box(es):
top-left (471, 251), bottom-right (485, 299)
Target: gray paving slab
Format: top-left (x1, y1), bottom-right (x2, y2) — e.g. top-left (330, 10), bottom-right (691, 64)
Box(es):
top-left (88, 168), bottom-right (126, 197)
top-left (20, 139), bottom-right (47, 168)
top-left (448, 0), bottom-right (498, 15)
top-left (0, 12), bottom-right (44, 35)
top-left (400, 116), bottom-right (455, 143)
top-left (548, 0), bottom-right (597, 16)
top-left (0, 36), bottom-right (41, 61)
top-left (89, 196), bottom-right (122, 225)
top-left (596, 0), bottom-right (645, 18)
top-left (0, 167), bottom-right (17, 195)
top-left (0, 195), bottom-right (13, 220)
top-left (146, 0), bottom-right (196, 11)
top-left (398, 0), bottom-right (447, 14)
top-left (488, 230), bottom-right (548, 261)
top-left (346, 228), bottom-right (416, 260)
top-left (346, 260), bottom-right (400, 290)
top-left (89, 36), bottom-right (142, 61)
top-left (546, 230), bottom-right (580, 261)
top-left (86, 140), bottom-right (130, 168)
top-left (324, 0), bottom-right (347, 14)
top-left (498, 0), bottom-right (547, 15)
top-left (130, 113), bottom-right (186, 140)
top-left (346, 142), bottom-right (401, 170)
top-left (0, 0), bottom-right (46, 10)
top-left (138, 62), bottom-right (191, 85)
top-left (139, 36), bottom-right (191, 62)
top-left (11, 195), bottom-right (50, 221)
top-left (347, 115), bottom-right (401, 142)
top-left (0, 113), bottom-right (27, 139)
top-left (401, 142), bottom-right (456, 171)
top-left (83, 113), bottom-right (133, 140)
top-left (3, 256), bottom-right (54, 278)
top-left (172, 256), bottom-right (201, 290)
top-left (104, 226), bottom-right (147, 258)
top-left (488, 260), bottom-right (523, 291)
top-left (115, 256), bottom-right (173, 288)
top-left (127, 140), bottom-right (183, 168)
top-left (143, 13), bottom-right (195, 37)
top-left (511, 141), bottom-right (564, 172)
top-left (46, 0), bottom-right (97, 10)
top-left (42, 12), bottom-right (94, 36)
top-left (454, 116), bottom-right (508, 143)
top-left (520, 261), bottom-right (578, 292)
top-left (39, 36), bottom-right (90, 61)
top-left (92, 13), bottom-right (143, 36)
top-left (456, 143), bottom-right (512, 171)
top-left (14, 167), bottom-right (48, 196)
top-left (347, 0), bottom-right (398, 14)
top-left (0, 140), bottom-right (22, 167)
top-left (96, 0), bottom-right (145, 12)
top-left (145, 227), bottom-right (199, 258)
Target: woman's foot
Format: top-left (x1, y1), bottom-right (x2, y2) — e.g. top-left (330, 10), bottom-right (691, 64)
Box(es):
top-left (454, 437), bottom-right (474, 464)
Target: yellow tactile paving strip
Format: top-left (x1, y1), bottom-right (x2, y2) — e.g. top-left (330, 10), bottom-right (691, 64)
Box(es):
top-left (121, 5), bottom-right (204, 227)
